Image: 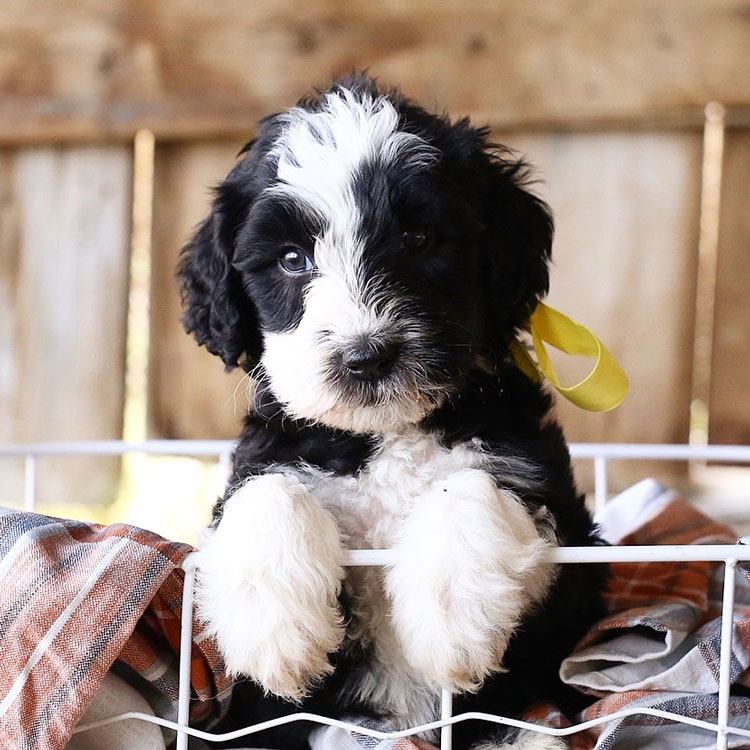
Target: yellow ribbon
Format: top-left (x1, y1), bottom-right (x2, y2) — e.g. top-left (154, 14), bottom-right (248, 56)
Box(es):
top-left (510, 302), bottom-right (628, 412)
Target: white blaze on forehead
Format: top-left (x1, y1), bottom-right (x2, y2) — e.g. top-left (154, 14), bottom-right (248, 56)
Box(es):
top-left (270, 88), bottom-right (438, 222)
top-left (268, 88), bottom-right (439, 294)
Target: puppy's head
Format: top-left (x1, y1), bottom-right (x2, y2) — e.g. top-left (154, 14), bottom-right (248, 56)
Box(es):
top-left (178, 75), bottom-right (552, 434)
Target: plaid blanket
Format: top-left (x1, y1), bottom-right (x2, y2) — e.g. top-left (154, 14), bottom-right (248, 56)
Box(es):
top-left (0, 508), bottom-right (232, 750)
top-left (311, 483), bottom-right (750, 750)
top-left (558, 482), bottom-right (750, 749)
top-left (1, 481), bottom-right (749, 750)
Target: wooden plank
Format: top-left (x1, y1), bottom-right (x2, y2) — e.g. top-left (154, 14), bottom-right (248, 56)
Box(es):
top-left (709, 130), bottom-right (750, 444)
top-left (148, 140), bottom-right (247, 439)
top-left (502, 131), bottom-right (703, 492)
top-left (0, 146), bottom-right (132, 506)
top-left (2, 0), bottom-right (750, 144)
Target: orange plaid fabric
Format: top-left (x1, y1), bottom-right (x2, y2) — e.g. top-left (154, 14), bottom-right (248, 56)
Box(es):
top-left (0, 510), bottom-right (231, 750)
top-left (1, 494), bottom-right (748, 750)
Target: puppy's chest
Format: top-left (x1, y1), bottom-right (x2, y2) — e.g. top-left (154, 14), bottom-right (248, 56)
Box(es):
top-left (303, 430), bottom-right (488, 725)
top-left (309, 430), bottom-right (486, 548)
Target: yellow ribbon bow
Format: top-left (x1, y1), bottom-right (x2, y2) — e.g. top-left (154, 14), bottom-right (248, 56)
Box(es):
top-left (510, 302), bottom-right (628, 412)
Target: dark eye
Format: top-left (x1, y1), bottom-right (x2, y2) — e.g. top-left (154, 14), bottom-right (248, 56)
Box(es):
top-left (278, 246), bottom-right (314, 275)
top-left (401, 230), bottom-right (428, 248)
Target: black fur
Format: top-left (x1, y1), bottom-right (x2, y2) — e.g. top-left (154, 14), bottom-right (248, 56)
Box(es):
top-left (178, 74), bottom-right (607, 749)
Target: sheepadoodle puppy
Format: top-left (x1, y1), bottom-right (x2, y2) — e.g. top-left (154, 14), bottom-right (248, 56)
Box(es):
top-left (178, 74), bottom-right (607, 750)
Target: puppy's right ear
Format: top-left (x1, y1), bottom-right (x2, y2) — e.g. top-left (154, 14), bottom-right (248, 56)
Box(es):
top-left (177, 134), bottom-right (273, 370)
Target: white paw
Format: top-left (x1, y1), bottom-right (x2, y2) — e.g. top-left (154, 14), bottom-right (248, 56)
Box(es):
top-left (385, 469), bottom-right (555, 693)
top-left (194, 473), bottom-right (345, 700)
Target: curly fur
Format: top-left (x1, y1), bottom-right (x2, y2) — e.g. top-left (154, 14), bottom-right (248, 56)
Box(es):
top-left (178, 73), bottom-right (607, 750)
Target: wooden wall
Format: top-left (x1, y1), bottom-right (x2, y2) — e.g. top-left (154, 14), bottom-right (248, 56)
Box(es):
top-left (2, 0), bottom-right (750, 143)
top-left (710, 131), bottom-right (750, 446)
top-left (509, 132), bottom-right (704, 487)
top-left (1, 0), bottom-right (749, 502)
top-left (149, 141), bottom-right (247, 440)
top-left (0, 146), bottom-right (131, 505)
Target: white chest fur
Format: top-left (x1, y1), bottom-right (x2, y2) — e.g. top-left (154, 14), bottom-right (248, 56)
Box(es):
top-left (196, 429), bottom-right (555, 729)
top-left (292, 431), bottom-right (553, 729)
top-left (305, 430), bottom-right (489, 549)
top-left (304, 431), bottom-right (491, 727)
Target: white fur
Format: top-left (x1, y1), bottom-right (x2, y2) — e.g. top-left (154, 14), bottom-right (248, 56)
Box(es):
top-left (260, 88), bottom-right (441, 434)
top-left (385, 468), bottom-right (554, 692)
top-left (341, 566), bottom-right (441, 733)
top-left (261, 278), bottom-right (437, 433)
top-left (194, 473), bottom-right (345, 699)
top-left (270, 88), bottom-right (438, 230)
top-left (270, 88), bottom-right (436, 312)
top-left (197, 429), bottom-right (555, 716)
top-left (248, 431), bottom-right (555, 717)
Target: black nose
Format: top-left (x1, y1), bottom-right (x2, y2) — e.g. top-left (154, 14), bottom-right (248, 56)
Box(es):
top-left (342, 340), bottom-right (400, 380)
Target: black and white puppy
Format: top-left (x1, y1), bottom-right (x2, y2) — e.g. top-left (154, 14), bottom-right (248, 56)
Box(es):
top-left (178, 74), bottom-right (606, 750)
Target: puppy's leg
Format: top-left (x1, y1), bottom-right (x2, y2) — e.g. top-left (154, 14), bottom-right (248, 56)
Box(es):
top-left (385, 469), bottom-right (554, 693)
top-left (195, 473), bottom-right (345, 700)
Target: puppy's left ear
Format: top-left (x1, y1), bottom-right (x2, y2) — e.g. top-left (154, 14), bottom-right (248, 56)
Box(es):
top-left (177, 127), bottom-right (281, 370)
top-left (479, 149), bottom-right (554, 344)
top-left (177, 170), bottom-right (261, 370)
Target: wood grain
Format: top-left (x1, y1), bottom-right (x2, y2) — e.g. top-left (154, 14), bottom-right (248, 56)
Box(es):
top-left (148, 140), bottom-right (248, 439)
top-left (2, 0), bottom-right (750, 144)
top-left (502, 130), bottom-right (703, 490)
top-left (709, 130), bottom-right (750, 445)
top-left (0, 146), bottom-right (131, 505)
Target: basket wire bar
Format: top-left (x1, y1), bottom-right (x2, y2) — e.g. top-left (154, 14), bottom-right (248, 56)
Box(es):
top-left (177, 554), bottom-right (199, 750)
top-left (593, 455), bottom-right (608, 514)
top-left (1, 441), bottom-right (749, 748)
top-left (441, 689), bottom-right (453, 750)
top-left (69, 703), bottom-right (750, 744)
top-left (717, 559), bottom-right (738, 750)
top-left (3, 439), bottom-right (750, 460)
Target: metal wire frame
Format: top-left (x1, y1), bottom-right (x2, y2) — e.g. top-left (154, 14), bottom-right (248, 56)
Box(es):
top-left (1, 441), bottom-right (750, 750)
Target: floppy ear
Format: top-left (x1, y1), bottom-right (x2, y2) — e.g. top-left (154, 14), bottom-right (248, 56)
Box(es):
top-left (177, 172), bottom-right (261, 369)
top-left (177, 127), bottom-right (281, 370)
top-left (479, 148), bottom-right (554, 347)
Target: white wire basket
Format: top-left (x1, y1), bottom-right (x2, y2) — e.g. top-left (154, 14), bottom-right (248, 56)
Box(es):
top-left (2, 441), bottom-right (750, 750)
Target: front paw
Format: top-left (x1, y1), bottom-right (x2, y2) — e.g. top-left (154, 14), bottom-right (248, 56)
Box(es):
top-left (385, 470), bottom-right (554, 692)
top-left (195, 473), bottom-right (345, 700)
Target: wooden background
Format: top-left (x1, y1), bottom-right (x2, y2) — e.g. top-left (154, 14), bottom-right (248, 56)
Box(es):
top-left (1, 0), bottom-right (749, 505)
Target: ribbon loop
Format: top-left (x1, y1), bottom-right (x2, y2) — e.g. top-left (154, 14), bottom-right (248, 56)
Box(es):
top-left (510, 302), bottom-right (628, 412)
